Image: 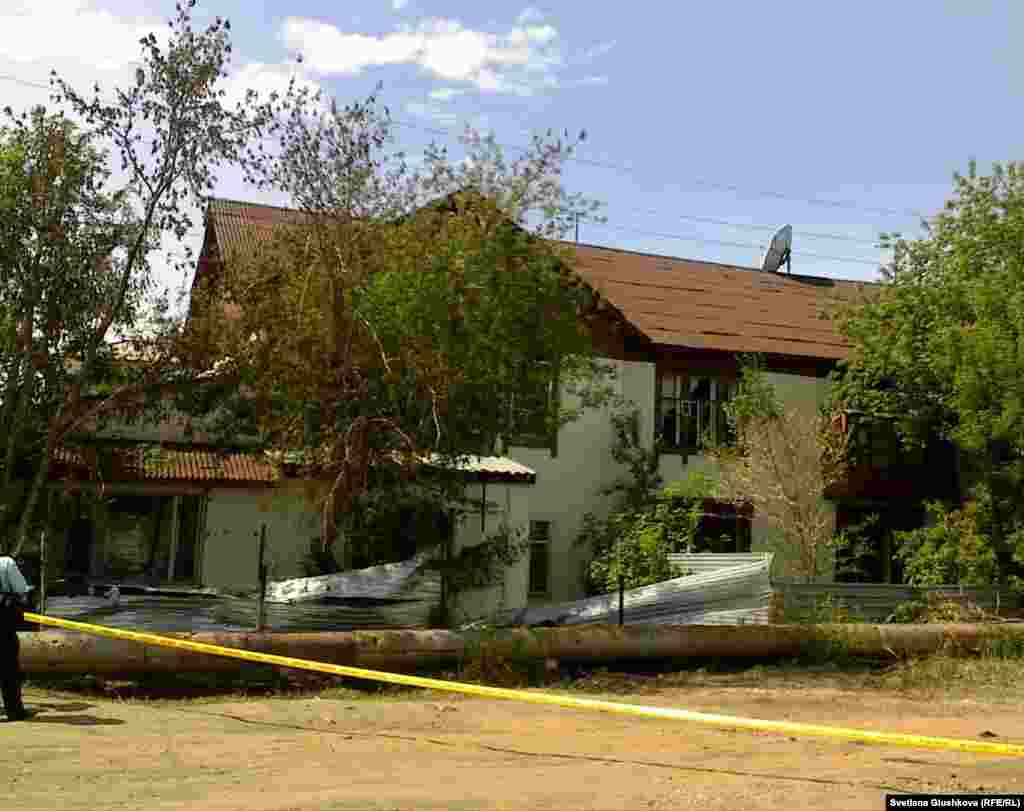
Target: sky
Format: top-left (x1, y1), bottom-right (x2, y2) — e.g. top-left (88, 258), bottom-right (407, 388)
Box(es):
top-left (1, 0), bottom-right (1021, 302)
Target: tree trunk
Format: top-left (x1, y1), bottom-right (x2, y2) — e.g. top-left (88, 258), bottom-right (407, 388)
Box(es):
top-left (11, 446), bottom-right (51, 557)
top-left (2, 363), bottom-right (35, 489)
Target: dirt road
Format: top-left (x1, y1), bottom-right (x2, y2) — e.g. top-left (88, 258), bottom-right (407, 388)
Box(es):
top-left (3, 682), bottom-right (1022, 810)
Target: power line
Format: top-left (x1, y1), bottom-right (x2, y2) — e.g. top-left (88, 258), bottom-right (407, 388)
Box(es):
top-left (0, 70), bottom-right (930, 225)
top-left (0, 71), bottom-right (893, 269)
top-left (0, 73), bottom-right (52, 93)
top-left (581, 219), bottom-right (884, 268)
top-left (391, 117), bottom-right (929, 225)
top-left (608, 207), bottom-right (885, 248)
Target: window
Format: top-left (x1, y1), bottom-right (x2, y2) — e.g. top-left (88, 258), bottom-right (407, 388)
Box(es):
top-left (656, 372), bottom-right (734, 454)
top-left (507, 362), bottom-right (557, 448)
top-left (528, 520), bottom-right (551, 595)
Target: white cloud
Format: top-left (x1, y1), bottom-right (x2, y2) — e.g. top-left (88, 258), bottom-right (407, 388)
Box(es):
top-left (224, 63), bottom-right (323, 111)
top-left (428, 87), bottom-right (467, 101)
top-left (0, 1), bottom-right (160, 71)
top-left (280, 15), bottom-right (572, 95)
top-left (569, 75), bottom-right (609, 87)
top-left (517, 7), bottom-right (546, 24)
top-left (392, 0), bottom-right (409, 9)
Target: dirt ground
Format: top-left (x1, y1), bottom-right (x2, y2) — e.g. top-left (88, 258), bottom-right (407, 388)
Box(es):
top-left (3, 674), bottom-right (1024, 811)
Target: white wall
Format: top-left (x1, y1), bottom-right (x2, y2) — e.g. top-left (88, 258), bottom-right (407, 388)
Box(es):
top-left (202, 484), bottom-right (321, 589)
top-left (190, 366), bottom-right (837, 597)
top-left (510, 358), bottom-right (656, 602)
top-left (450, 480), bottom-right (531, 624)
top-left (764, 371), bottom-right (832, 415)
top-left (512, 364), bottom-right (838, 601)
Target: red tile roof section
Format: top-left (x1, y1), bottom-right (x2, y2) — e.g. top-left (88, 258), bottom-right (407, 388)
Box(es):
top-left (567, 243), bottom-right (875, 360)
top-left (54, 444), bottom-right (278, 485)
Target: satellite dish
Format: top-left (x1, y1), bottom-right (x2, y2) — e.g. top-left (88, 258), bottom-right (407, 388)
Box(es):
top-left (761, 224), bottom-right (793, 273)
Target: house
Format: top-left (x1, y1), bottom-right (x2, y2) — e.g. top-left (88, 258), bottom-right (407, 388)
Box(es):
top-left (48, 427), bottom-right (535, 608)
top-left (47, 196), bottom-right (937, 621)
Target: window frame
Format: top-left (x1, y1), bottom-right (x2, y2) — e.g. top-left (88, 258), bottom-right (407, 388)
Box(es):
top-left (505, 361), bottom-right (559, 454)
top-left (656, 371), bottom-right (735, 455)
top-left (527, 519), bottom-right (552, 596)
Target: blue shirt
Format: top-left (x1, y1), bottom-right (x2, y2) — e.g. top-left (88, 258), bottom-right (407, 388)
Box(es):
top-left (0, 556), bottom-right (30, 597)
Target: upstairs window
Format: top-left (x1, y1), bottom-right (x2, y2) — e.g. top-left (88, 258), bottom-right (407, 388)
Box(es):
top-left (528, 520), bottom-right (552, 596)
top-left (506, 361), bottom-right (558, 450)
top-left (657, 372), bottom-right (735, 454)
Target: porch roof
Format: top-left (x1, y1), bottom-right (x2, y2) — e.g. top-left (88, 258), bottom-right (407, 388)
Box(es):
top-left (421, 453), bottom-right (537, 484)
top-left (53, 443), bottom-right (278, 486)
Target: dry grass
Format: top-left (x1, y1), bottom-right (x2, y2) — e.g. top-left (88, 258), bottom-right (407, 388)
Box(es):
top-left (25, 639), bottom-right (1024, 709)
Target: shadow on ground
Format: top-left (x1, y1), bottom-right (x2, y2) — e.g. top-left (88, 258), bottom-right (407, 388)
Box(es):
top-left (3, 699), bottom-right (125, 726)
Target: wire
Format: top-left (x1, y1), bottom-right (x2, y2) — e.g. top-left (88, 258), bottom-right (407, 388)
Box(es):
top-left (0, 73), bottom-right (52, 92)
top-left (0, 71), bottom-right (895, 268)
top-left (608, 207), bottom-right (886, 248)
top-left (0, 71), bottom-right (929, 224)
top-left (391, 117), bottom-right (929, 224)
top-left (582, 219), bottom-right (884, 267)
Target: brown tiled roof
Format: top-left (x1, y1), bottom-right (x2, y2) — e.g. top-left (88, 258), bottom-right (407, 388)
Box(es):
top-left (204, 198), bottom-right (309, 261)
top-left (201, 197), bottom-right (875, 362)
top-left (567, 243), bottom-right (875, 360)
top-left (53, 444), bottom-right (278, 485)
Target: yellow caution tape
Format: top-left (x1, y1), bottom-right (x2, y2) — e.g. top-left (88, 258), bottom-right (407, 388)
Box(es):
top-left (23, 611), bottom-right (1024, 758)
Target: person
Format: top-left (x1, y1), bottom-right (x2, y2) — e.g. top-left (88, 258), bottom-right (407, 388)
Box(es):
top-left (0, 554), bottom-right (31, 721)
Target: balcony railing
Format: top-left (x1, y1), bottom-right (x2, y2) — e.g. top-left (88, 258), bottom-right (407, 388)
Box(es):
top-left (658, 399), bottom-right (733, 454)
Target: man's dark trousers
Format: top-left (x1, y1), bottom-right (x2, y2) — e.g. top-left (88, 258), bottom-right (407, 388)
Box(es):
top-left (0, 614), bottom-right (25, 719)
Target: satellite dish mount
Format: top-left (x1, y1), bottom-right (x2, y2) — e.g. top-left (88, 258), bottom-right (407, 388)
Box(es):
top-left (761, 225), bottom-right (793, 274)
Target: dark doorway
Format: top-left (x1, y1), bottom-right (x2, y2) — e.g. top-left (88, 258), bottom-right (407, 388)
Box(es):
top-left (173, 496), bottom-right (202, 581)
top-left (66, 516), bottom-right (93, 575)
top-left (692, 500), bottom-right (753, 553)
top-left (835, 502), bottom-right (923, 583)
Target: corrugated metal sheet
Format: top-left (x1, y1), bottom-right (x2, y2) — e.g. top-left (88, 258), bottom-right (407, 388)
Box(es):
top-left (212, 554), bottom-right (441, 631)
top-left (463, 555), bottom-right (775, 628)
top-left (421, 453), bottom-right (537, 483)
top-left (773, 580), bottom-right (1022, 621)
top-left (54, 444), bottom-right (278, 485)
top-left (568, 243), bottom-right (873, 361)
top-left (668, 552), bottom-right (772, 575)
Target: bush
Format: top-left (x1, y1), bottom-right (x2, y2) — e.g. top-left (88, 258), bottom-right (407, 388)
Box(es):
top-left (888, 596), bottom-right (988, 624)
top-left (581, 501), bottom-right (699, 595)
top-left (784, 593), bottom-right (867, 624)
top-left (576, 406), bottom-right (715, 596)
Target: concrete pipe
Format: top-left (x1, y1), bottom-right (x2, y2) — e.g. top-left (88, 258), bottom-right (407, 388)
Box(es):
top-left (18, 623), bottom-right (1024, 676)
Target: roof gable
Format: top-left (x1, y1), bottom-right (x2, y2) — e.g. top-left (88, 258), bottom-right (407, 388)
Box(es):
top-left (567, 243), bottom-right (874, 361)
top-left (196, 197), bottom-right (874, 363)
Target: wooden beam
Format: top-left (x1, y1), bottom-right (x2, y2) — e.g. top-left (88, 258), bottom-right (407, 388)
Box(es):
top-left (50, 482), bottom-right (210, 497)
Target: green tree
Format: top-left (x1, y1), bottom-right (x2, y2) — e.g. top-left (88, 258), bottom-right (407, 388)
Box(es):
top-left (830, 161), bottom-right (1024, 587)
top-left (707, 355), bottom-right (849, 582)
top-left (0, 1), bottom-right (273, 556)
top-left (576, 407), bottom-right (713, 594)
top-left (181, 85), bottom-right (615, 617)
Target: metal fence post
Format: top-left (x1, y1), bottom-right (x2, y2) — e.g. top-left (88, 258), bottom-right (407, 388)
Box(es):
top-left (39, 524), bottom-right (47, 616)
top-left (618, 574), bottom-right (625, 627)
top-left (257, 524), bottom-right (268, 632)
